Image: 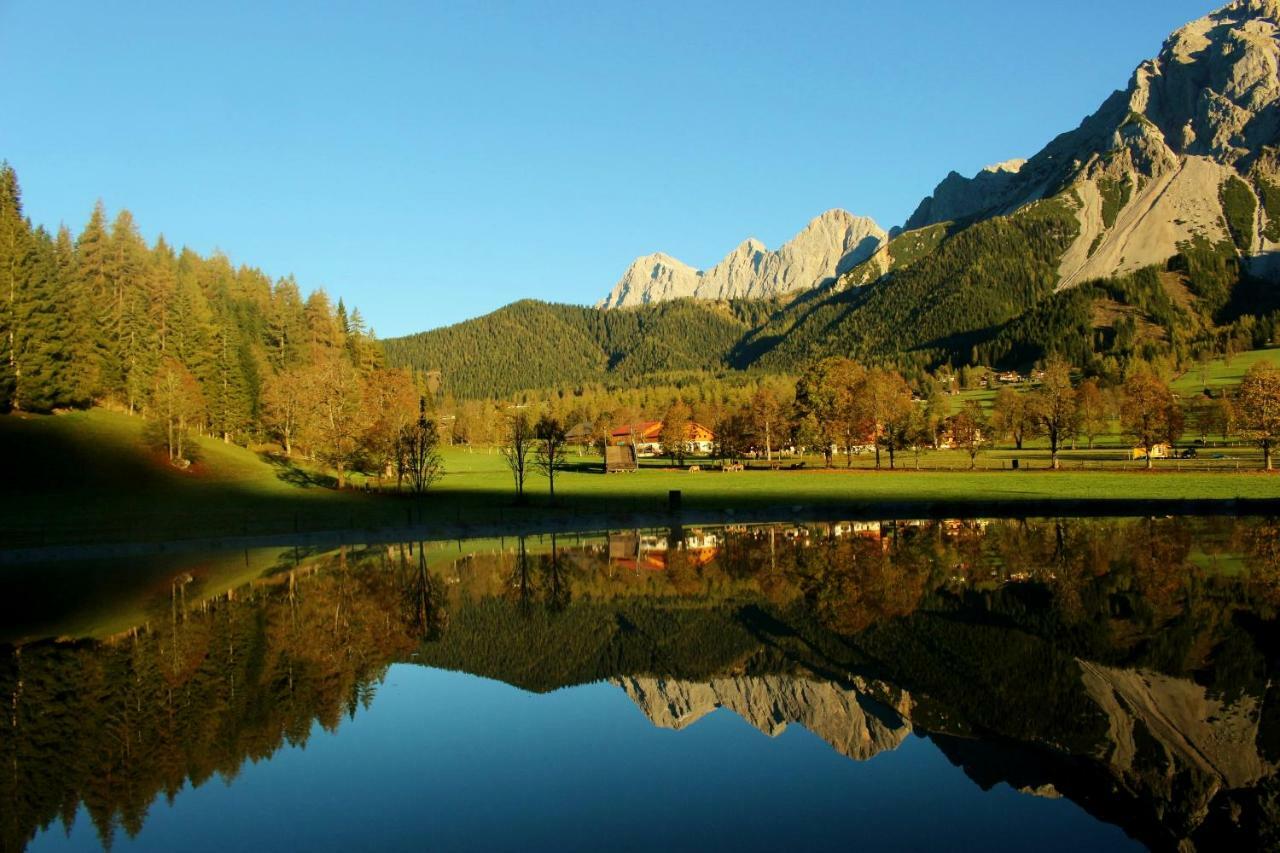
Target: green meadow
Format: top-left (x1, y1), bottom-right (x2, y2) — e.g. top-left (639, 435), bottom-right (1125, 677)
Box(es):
top-left (3, 407), bottom-right (1278, 550)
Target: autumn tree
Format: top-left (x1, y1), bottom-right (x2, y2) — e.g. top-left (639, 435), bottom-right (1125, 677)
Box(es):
top-left (863, 368), bottom-right (913, 469)
top-left (714, 406), bottom-right (752, 462)
top-left (660, 399), bottom-right (693, 466)
top-left (149, 357), bottom-right (204, 466)
top-left (1028, 358), bottom-right (1078, 469)
top-left (1075, 378), bottom-right (1109, 449)
top-left (398, 397), bottom-right (444, 493)
top-left (948, 401), bottom-right (989, 469)
top-left (923, 389), bottom-right (951, 449)
top-left (795, 357), bottom-right (861, 467)
top-left (749, 387), bottom-right (784, 461)
top-left (990, 386), bottom-right (1038, 450)
top-left (533, 413), bottom-right (568, 500)
top-left (1236, 361), bottom-right (1280, 470)
top-left (300, 348), bottom-right (365, 487)
top-left (500, 410), bottom-right (535, 503)
top-left (261, 366), bottom-right (308, 457)
top-left (1120, 369), bottom-right (1184, 469)
top-left (360, 367), bottom-right (419, 482)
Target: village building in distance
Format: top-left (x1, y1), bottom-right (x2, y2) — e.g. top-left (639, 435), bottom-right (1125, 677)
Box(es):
top-left (610, 421), bottom-right (716, 457)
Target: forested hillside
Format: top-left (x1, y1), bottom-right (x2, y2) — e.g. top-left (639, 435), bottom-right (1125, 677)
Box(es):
top-left (383, 298), bottom-right (774, 398)
top-left (0, 163), bottom-right (423, 484)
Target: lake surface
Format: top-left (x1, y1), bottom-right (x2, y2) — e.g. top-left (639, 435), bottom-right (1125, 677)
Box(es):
top-left (3, 516), bottom-right (1279, 852)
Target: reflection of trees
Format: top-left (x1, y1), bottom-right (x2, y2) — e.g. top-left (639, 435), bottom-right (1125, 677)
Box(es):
top-left (784, 527), bottom-right (936, 636)
top-left (540, 534), bottom-right (571, 614)
top-left (0, 548), bottom-right (445, 852)
top-left (5, 517), bottom-right (1280, 851)
top-left (1241, 519), bottom-right (1280, 608)
top-left (400, 543), bottom-right (448, 641)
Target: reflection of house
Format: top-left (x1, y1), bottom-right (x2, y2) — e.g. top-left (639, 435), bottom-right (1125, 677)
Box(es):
top-left (1131, 443), bottom-right (1172, 460)
top-left (610, 421), bottom-right (716, 457)
top-left (607, 530), bottom-right (719, 570)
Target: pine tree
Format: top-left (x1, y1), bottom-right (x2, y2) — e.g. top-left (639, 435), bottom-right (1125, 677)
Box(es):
top-left (14, 227), bottom-right (83, 411)
top-left (75, 202), bottom-right (112, 401)
top-left (0, 162), bottom-right (26, 411)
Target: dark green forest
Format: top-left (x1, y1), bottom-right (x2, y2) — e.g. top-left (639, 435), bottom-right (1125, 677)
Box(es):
top-left (382, 298), bottom-right (775, 399)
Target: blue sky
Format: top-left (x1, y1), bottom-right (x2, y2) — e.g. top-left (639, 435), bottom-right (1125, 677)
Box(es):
top-left (1, 0), bottom-right (1213, 336)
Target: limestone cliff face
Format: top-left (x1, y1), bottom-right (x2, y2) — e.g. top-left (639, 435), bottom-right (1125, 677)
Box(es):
top-left (899, 0), bottom-right (1280, 287)
top-left (598, 210), bottom-right (885, 309)
top-left (1076, 660), bottom-right (1276, 838)
top-left (612, 674), bottom-right (912, 761)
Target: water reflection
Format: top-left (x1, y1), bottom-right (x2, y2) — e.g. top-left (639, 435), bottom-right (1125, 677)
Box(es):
top-left (3, 516), bottom-right (1279, 851)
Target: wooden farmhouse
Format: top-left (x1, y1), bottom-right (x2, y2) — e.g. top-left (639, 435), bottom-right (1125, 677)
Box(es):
top-left (609, 420), bottom-right (716, 457)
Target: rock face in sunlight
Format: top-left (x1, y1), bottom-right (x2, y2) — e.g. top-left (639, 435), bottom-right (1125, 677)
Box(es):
top-left (613, 674), bottom-right (913, 761)
top-left (902, 0), bottom-right (1280, 287)
top-left (598, 209), bottom-right (886, 308)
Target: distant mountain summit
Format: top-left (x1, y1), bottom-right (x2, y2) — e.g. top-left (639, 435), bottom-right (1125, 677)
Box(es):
top-left (598, 209), bottom-right (886, 308)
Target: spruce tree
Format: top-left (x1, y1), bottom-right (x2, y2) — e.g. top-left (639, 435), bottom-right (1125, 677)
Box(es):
top-left (75, 201), bottom-right (112, 400)
top-left (14, 227), bottom-right (83, 411)
top-left (0, 163), bottom-right (26, 411)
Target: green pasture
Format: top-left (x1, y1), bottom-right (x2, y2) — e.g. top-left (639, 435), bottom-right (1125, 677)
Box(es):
top-left (2, 408), bottom-right (1278, 550)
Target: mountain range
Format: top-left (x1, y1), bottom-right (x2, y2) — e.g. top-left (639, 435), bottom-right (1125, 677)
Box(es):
top-left (387, 1), bottom-right (1280, 398)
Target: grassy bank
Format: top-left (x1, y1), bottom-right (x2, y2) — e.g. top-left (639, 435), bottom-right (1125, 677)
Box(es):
top-left (2, 409), bottom-right (1279, 550)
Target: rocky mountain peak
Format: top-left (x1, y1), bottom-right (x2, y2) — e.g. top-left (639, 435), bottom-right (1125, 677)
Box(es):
top-left (599, 209), bottom-right (886, 308)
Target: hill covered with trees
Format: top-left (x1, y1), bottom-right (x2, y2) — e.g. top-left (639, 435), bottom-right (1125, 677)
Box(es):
top-left (0, 163), bottom-right (436, 487)
top-left (382, 297), bottom-right (775, 398)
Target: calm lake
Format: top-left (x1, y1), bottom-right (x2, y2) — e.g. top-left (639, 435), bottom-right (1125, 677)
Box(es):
top-left (3, 516), bottom-right (1279, 852)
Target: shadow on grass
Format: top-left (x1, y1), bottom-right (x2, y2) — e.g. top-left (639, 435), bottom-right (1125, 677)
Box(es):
top-left (4, 418), bottom-right (1279, 551)
top-left (258, 451), bottom-right (338, 489)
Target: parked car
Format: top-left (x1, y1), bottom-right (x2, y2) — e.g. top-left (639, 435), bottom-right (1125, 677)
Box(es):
top-left (1180, 447), bottom-right (1198, 459)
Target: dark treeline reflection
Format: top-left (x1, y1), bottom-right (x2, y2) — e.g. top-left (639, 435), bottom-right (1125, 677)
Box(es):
top-left (4, 517), bottom-right (1280, 851)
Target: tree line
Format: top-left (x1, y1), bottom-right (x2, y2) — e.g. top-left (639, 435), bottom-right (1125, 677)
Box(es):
top-left (486, 354), bottom-right (1280, 489)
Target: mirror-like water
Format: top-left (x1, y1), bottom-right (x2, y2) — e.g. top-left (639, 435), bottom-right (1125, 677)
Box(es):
top-left (4, 516), bottom-right (1279, 852)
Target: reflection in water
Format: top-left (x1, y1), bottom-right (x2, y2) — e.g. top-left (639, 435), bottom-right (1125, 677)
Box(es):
top-left (3, 517), bottom-right (1280, 851)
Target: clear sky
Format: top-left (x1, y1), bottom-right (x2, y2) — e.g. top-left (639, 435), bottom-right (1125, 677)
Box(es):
top-left (0, 0), bottom-right (1214, 337)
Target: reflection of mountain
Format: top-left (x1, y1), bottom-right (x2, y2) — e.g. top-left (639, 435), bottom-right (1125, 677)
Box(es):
top-left (614, 675), bottom-right (912, 761)
top-left (4, 517), bottom-right (1280, 851)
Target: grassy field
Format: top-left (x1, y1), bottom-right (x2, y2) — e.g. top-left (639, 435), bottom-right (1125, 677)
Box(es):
top-left (1171, 346), bottom-right (1280, 395)
top-left (3, 408), bottom-right (1279, 550)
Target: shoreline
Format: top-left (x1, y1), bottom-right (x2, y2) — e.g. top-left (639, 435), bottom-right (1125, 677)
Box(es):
top-left (3, 496), bottom-right (1279, 566)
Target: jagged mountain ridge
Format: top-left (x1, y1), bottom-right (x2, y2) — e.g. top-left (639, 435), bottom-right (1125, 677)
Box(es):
top-left (605, 1), bottom-right (1280, 306)
top-left (901, 0), bottom-right (1280, 287)
top-left (599, 209), bottom-right (886, 309)
top-left (614, 675), bottom-right (913, 761)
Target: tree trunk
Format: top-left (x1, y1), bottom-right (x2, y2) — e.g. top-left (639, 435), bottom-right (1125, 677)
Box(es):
top-left (874, 444), bottom-right (881, 469)
top-left (1265, 442), bottom-right (1272, 471)
top-left (1145, 450), bottom-right (1153, 470)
